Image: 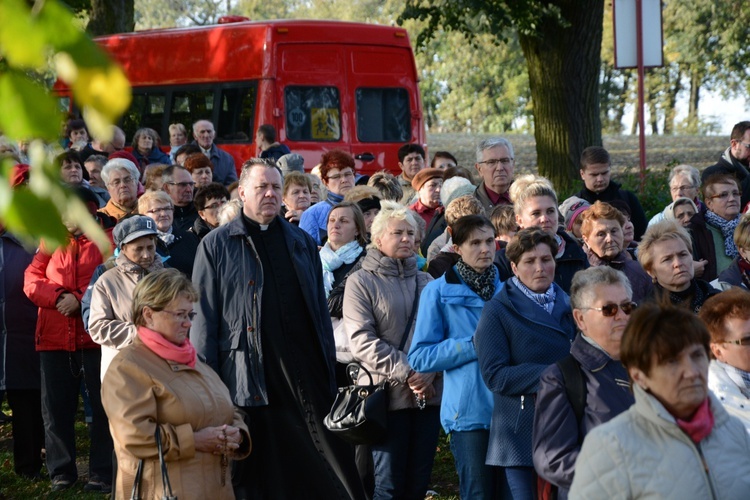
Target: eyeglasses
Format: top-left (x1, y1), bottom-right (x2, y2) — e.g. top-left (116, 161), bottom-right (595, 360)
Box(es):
top-left (478, 158), bottom-right (514, 168)
top-left (167, 181), bottom-right (196, 188)
top-left (159, 309), bottom-right (197, 322)
top-left (709, 190), bottom-right (741, 201)
top-left (203, 201), bottom-right (226, 210)
top-left (327, 170), bottom-right (355, 181)
top-left (579, 301), bottom-right (638, 317)
top-left (722, 335), bottom-right (750, 346)
top-left (146, 207), bottom-right (173, 215)
top-left (107, 176), bottom-right (135, 187)
top-left (670, 185), bottom-right (697, 193)
top-left (738, 141), bottom-right (750, 150)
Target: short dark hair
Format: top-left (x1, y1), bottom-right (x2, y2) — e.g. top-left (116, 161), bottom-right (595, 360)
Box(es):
top-left (84, 154), bottom-right (108, 167)
top-left (580, 146), bottom-right (610, 170)
top-left (621, 302), bottom-right (710, 376)
top-left (194, 183), bottom-right (230, 211)
top-left (505, 227), bottom-right (558, 265)
top-left (443, 165), bottom-right (474, 183)
top-left (161, 164), bottom-right (189, 183)
top-left (451, 215), bottom-right (495, 246)
top-left (56, 150), bottom-right (82, 167)
top-left (65, 119), bottom-right (88, 139)
top-left (730, 121), bottom-right (750, 142)
top-left (398, 143), bottom-right (425, 163)
top-left (699, 288), bottom-right (750, 344)
top-left (174, 144), bottom-right (202, 161)
top-left (258, 124), bottom-right (276, 143)
top-left (430, 151), bottom-right (457, 168)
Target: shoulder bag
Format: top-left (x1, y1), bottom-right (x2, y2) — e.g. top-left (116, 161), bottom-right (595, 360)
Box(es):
top-left (130, 426), bottom-right (178, 500)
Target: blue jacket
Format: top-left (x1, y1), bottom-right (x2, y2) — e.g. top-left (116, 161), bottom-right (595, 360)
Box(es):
top-left (408, 265), bottom-right (500, 434)
top-left (191, 215), bottom-right (336, 407)
top-left (475, 278), bottom-right (575, 467)
top-left (131, 147), bottom-right (171, 172)
top-left (299, 199), bottom-right (334, 245)
top-left (532, 333), bottom-right (634, 498)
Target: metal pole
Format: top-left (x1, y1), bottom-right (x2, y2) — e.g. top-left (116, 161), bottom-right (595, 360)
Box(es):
top-left (636, 0), bottom-right (647, 193)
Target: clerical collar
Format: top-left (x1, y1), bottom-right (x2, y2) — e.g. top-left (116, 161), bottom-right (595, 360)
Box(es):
top-left (242, 213), bottom-right (276, 232)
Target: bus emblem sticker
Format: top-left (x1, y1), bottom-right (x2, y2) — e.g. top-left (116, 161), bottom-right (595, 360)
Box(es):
top-left (288, 107), bottom-right (306, 128)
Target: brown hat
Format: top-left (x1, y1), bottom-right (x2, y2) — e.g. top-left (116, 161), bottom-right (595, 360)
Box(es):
top-left (411, 168), bottom-right (443, 192)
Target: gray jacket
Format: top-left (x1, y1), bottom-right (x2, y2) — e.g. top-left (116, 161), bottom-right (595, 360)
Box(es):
top-left (191, 215), bottom-right (336, 407)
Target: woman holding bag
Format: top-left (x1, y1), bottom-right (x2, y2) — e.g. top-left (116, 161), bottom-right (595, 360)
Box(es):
top-left (101, 269), bottom-right (250, 499)
top-left (343, 200), bottom-right (439, 500)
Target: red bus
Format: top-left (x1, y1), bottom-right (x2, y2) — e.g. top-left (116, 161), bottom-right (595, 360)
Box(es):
top-left (58, 18), bottom-right (426, 176)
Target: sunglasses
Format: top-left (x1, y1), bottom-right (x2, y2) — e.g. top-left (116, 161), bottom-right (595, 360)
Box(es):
top-left (579, 301), bottom-right (637, 317)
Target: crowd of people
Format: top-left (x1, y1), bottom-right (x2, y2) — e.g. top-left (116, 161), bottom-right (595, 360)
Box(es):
top-left (2, 117), bottom-right (750, 499)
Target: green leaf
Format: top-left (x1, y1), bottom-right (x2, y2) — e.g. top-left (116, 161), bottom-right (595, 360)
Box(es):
top-left (0, 72), bottom-right (62, 140)
top-left (1, 188), bottom-right (69, 249)
top-left (0, 0), bottom-right (48, 69)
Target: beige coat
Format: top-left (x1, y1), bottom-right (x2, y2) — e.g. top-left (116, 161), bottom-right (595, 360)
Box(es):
top-left (343, 248), bottom-right (440, 410)
top-left (88, 253), bottom-right (162, 379)
top-left (102, 336), bottom-right (250, 500)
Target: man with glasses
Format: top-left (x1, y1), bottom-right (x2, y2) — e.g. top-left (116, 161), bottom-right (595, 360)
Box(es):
top-left (191, 119), bottom-right (238, 186)
top-left (702, 121), bottom-right (750, 208)
top-left (575, 146), bottom-right (648, 241)
top-left (99, 158), bottom-right (140, 221)
top-left (688, 173), bottom-right (743, 281)
top-left (473, 138), bottom-right (515, 213)
top-left (699, 288), bottom-right (750, 434)
top-left (162, 165), bottom-right (198, 233)
top-left (397, 143), bottom-right (427, 205)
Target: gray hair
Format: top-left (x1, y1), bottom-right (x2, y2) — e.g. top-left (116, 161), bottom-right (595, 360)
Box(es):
top-left (475, 137), bottom-right (515, 162)
top-left (369, 200), bottom-right (419, 250)
top-left (238, 158), bottom-right (280, 186)
top-left (101, 158), bottom-right (140, 185)
top-left (570, 267), bottom-right (633, 310)
top-left (668, 164), bottom-right (700, 188)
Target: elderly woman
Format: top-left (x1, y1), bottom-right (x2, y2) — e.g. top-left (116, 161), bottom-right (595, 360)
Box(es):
top-left (689, 173), bottom-right (743, 281)
top-left (580, 201), bottom-right (652, 303)
top-left (192, 183), bottom-right (230, 240)
top-left (639, 220), bottom-right (719, 312)
top-left (495, 174), bottom-right (588, 293)
top-left (281, 171), bottom-right (312, 225)
top-left (168, 123), bottom-right (188, 162)
top-left (717, 214), bottom-right (750, 289)
top-left (99, 158), bottom-right (141, 221)
top-left (570, 302), bottom-right (750, 498)
top-left (648, 164), bottom-right (703, 227)
top-left (475, 227), bottom-right (576, 499)
top-left (102, 269), bottom-right (251, 499)
top-left (409, 167), bottom-right (444, 253)
top-left (532, 267), bottom-right (636, 499)
top-left (89, 216), bottom-right (164, 379)
top-left (408, 215), bottom-right (499, 500)
top-left (184, 152), bottom-right (213, 189)
top-left (131, 127), bottom-right (171, 172)
top-left (343, 200), bottom-right (439, 500)
top-left (699, 288), bottom-right (750, 434)
top-left (300, 150), bottom-right (356, 244)
top-left (138, 190), bottom-right (199, 278)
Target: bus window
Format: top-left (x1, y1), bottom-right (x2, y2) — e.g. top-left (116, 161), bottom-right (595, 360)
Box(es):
top-left (285, 86), bottom-right (341, 142)
top-left (170, 89), bottom-right (214, 133)
top-left (122, 91), bottom-right (167, 143)
top-left (217, 84), bottom-right (257, 142)
top-left (356, 88), bottom-right (411, 143)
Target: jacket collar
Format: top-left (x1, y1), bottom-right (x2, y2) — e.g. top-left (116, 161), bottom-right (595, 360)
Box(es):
top-left (633, 383), bottom-right (730, 431)
top-left (571, 332), bottom-right (617, 372)
top-left (501, 278), bottom-right (571, 332)
top-left (361, 248), bottom-right (417, 278)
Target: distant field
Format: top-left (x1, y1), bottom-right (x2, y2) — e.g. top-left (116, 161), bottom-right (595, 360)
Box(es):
top-left (428, 133), bottom-right (727, 174)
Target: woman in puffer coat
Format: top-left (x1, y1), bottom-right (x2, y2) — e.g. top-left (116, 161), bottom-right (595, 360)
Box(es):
top-left (343, 200), bottom-right (439, 500)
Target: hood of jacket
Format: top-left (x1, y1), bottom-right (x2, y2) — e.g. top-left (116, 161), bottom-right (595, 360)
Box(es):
top-left (360, 247), bottom-right (418, 278)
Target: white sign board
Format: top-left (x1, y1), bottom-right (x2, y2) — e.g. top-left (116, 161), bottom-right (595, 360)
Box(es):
top-left (613, 0), bottom-right (664, 68)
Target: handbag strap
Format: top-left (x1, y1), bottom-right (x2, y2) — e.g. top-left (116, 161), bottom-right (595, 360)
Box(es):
top-left (155, 427), bottom-right (177, 500)
top-left (398, 276), bottom-right (420, 352)
top-left (130, 459), bottom-right (144, 500)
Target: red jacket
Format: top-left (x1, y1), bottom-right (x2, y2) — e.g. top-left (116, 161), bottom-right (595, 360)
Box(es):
top-left (24, 234), bottom-right (104, 351)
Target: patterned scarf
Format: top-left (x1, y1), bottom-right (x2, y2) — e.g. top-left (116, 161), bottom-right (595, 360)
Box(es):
top-left (704, 210), bottom-right (740, 258)
top-left (719, 361), bottom-right (750, 398)
top-left (512, 276), bottom-right (556, 314)
top-left (456, 259), bottom-right (497, 301)
top-left (664, 280), bottom-right (706, 314)
top-left (554, 233), bottom-right (566, 259)
top-left (320, 240), bottom-right (363, 296)
top-left (157, 227), bottom-right (174, 246)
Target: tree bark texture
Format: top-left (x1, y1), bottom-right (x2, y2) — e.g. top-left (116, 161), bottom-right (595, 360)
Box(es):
top-left (519, 0), bottom-right (604, 191)
top-left (687, 68), bottom-right (702, 133)
top-left (87, 0), bottom-right (135, 36)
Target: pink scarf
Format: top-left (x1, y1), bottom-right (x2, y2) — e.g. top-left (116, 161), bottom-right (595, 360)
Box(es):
top-left (676, 398), bottom-right (714, 444)
top-left (137, 326), bottom-right (197, 368)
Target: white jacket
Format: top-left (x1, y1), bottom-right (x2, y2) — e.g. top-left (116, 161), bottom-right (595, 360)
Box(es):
top-left (708, 360), bottom-right (750, 435)
top-left (570, 385), bottom-right (750, 499)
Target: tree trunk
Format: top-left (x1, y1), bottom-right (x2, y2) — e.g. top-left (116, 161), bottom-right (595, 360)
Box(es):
top-left (519, 0), bottom-right (604, 191)
top-left (87, 0), bottom-right (135, 36)
top-left (648, 92), bottom-right (659, 135)
top-left (687, 69), bottom-right (702, 133)
top-left (663, 66), bottom-right (682, 135)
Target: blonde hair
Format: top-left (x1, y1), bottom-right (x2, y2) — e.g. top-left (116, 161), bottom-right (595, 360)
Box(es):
top-left (509, 174), bottom-right (558, 216)
top-left (369, 200), bottom-right (419, 250)
top-left (131, 269), bottom-right (199, 327)
top-left (734, 214), bottom-right (750, 250)
top-left (445, 195), bottom-right (484, 226)
top-left (218, 199), bottom-right (242, 226)
top-left (138, 189), bottom-right (173, 214)
top-left (637, 220), bottom-right (693, 273)
top-left (344, 185), bottom-right (381, 203)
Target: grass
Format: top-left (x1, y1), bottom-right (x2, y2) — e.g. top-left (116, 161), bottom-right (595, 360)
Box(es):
top-left (0, 399), bottom-right (106, 500)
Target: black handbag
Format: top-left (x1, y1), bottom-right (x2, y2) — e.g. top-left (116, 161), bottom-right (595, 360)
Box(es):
top-left (324, 362), bottom-right (389, 444)
top-left (324, 278), bottom-right (420, 444)
top-left (130, 426), bottom-right (178, 500)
